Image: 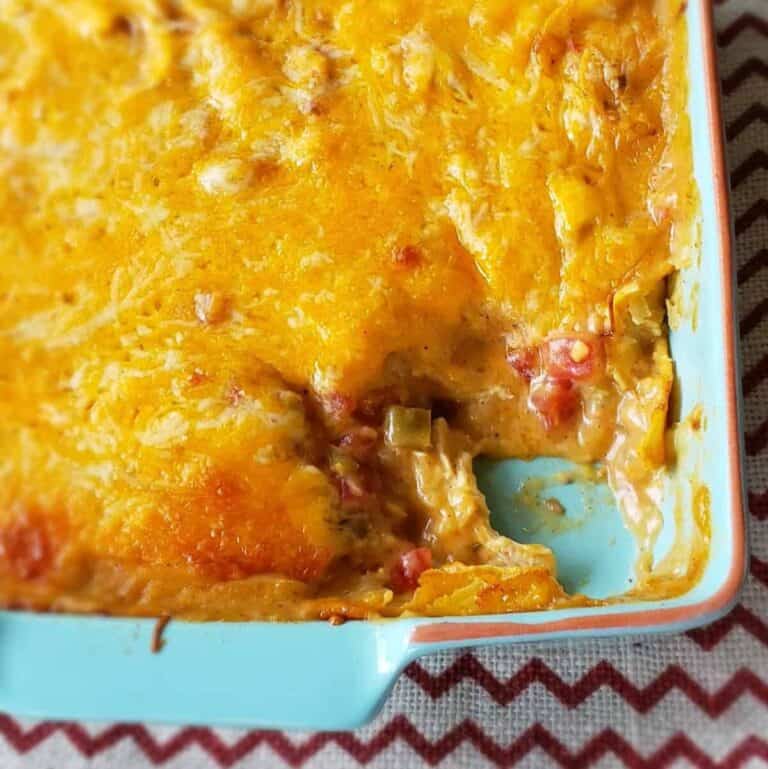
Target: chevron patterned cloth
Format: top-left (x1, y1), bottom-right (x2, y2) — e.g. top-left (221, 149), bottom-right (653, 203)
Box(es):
top-left (2, 2), bottom-right (767, 767)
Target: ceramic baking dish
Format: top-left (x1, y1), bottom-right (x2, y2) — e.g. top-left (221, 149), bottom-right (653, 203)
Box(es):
top-left (0, 0), bottom-right (745, 730)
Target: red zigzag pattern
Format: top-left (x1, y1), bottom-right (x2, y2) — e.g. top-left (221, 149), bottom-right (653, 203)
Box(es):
top-left (743, 350), bottom-right (768, 398)
top-left (745, 414), bottom-right (768, 455)
top-left (749, 489), bottom-right (768, 521)
top-left (726, 103), bottom-right (768, 141)
top-left (739, 295), bottom-right (768, 337)
top-left (0, 715), bottom-right (765, 769)
top-left (735, 198), bottom-right (768, 237)
top-left (686, 605), bottom-right (768, 650)
top-left (404, 653), bottom-right (768, 715)
top-left (717, 13), bottom-right (768, 46)
top-left (738, 247), bottom-right (768, 285)
top-left (752, 556), bottom-right (768, 588)
top-left (721, 58), bottom-right (768, 95)
top-left (730, 149), bottom-right (768, 190)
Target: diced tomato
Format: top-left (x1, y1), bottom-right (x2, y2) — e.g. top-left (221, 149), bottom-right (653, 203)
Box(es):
top-left (338, 426), bottom-right (378, 462)
top-left (528, 376), bottom-right (579, 429)
top-left (390, 547), bottom-right (432, 592)
top-left (506, 346), bottom-right (540, 380)
top-left (188, 368), bottom-right (209, 386)
top-left (0, 510), bottom-right (57, 580)
top-left (392, 244), bottom-right (421, 269)
top-left (544, 335), bottom-right (603, 382)
top-left (335, 470), bottom-right (379, 513)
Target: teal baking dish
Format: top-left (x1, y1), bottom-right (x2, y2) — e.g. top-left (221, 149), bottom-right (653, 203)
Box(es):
top-left (0, 0), bottom-right (745, 730)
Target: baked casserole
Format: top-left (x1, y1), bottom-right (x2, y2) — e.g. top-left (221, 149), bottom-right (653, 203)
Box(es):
top-left (0, 0), bottom-right (707, 620)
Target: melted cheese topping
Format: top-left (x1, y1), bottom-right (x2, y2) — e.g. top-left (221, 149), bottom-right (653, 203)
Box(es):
top-left (0, 0), bottom-right (703, 620)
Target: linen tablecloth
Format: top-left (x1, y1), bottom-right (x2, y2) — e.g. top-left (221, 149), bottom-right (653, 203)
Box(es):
top-left (2, 1), bottom-right (767, 766)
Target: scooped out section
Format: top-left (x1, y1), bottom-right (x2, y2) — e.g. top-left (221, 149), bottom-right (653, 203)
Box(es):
top-left (476, 456), bottom-right (636, 599)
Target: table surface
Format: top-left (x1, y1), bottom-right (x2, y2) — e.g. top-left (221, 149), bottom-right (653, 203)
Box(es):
top-left (2, 1), bottom-right (767, 766)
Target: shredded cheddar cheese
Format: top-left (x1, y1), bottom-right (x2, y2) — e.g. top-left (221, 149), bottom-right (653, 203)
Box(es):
top-left (0, 0), bottom-right (701, 620)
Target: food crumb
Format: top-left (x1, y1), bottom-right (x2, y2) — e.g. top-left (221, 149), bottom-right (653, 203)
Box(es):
top-left (151, 616), bottom-right (171, 653)
top-left (328, 614), bottom-right (346, 626)
top-left (688, 404), bottom-right (705, 432)
top-left (543, 497), bottom-right (565, 516)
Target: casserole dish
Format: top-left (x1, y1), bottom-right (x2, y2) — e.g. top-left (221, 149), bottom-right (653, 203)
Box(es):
top-left (0, 0), bottom-right (745, 729)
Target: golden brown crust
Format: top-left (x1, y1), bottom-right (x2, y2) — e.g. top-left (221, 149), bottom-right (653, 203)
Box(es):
top-left (0, 0), bottom-right (704, 620)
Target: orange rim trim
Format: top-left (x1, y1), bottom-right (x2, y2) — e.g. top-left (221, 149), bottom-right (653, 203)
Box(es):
top-left (412, 0), bottom-right (746, 646)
